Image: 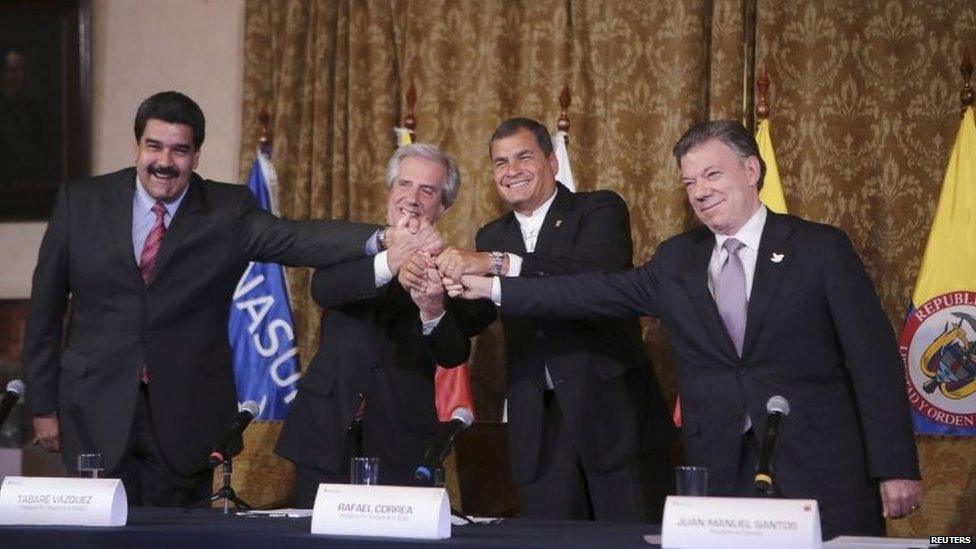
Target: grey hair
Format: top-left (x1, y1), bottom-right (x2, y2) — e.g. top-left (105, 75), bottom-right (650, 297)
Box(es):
top-left (672, 120), bottom-right (766, 190)
top-left (385, 143), bottom-right (461, 208)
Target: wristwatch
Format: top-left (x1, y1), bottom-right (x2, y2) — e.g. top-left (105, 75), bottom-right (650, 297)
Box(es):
top-left (488, 251), bottom-right (505, 276)
top-left (377, 227), bottom-right (389, 251)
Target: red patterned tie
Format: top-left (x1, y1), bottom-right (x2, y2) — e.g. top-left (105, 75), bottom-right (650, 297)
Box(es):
top-left (138, 201), bottom-right (166, 383)
top-left (139, 201), bottom-right (167, 284)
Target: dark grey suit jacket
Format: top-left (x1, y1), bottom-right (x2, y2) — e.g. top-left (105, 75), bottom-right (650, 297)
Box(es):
top-left (275, 257), bottom-right (476, 484)
top-left (22, 167), bottom-right (378, 475)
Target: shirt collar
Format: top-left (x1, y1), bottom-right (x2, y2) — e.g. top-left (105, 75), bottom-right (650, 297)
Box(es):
top-left (513, 187), bottom-right (559, 227)
top-left (134, 174), bottom-right (189, 218)
top-left (714, 204), bottom-right (767, 252)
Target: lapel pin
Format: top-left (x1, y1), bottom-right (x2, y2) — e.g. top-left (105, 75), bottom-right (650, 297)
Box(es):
top-left (555, 219), bottom-right (562, 228)
top-left (771, 253), bottom-right (785, 263)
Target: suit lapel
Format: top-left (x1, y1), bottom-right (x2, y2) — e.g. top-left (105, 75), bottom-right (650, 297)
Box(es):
top-left (501, 213), bottom-right (527, 255)
top-left (742, 212), bottom-right (795, 358)
top-left (111, 171), bottom-right (143, 286)
top-left (148, 175), bottom-right (204, 286)
top-left (532, 184), bottom-right (573, 255)
top-left (680, 227), bottom-right (740, 363)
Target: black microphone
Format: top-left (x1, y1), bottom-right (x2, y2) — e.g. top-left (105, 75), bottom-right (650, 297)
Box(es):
top-left (347, 393), bottom-right (368, 459)
top-left (414, 407), bottom-right (474, 483)
top-left (754, 395), bottom-right (790, 495)
top-left (0, 380), bottom-right (25, 427)
top-left (208, 400), bottom-right (260, 467)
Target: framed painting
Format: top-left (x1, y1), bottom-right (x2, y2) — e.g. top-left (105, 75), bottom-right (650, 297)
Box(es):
top-left (0, 0), bottom-right (90, 220)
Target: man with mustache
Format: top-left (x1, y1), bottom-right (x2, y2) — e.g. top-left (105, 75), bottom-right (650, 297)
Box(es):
top-left (404, 118), bottom-right (673, 522)
top-left (276, 144), bottom-right (480, 505)
top-left (22, 91), bottom-right (437, 506)
top-left (456, 120), bottom-right (921, 539)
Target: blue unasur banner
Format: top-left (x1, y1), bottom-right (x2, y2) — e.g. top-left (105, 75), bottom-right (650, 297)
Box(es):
top-left (228, 150), bottom-right (301, 420)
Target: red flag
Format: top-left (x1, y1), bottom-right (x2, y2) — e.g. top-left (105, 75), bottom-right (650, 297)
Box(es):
top-left (434, 364), bottom-right (476, 421)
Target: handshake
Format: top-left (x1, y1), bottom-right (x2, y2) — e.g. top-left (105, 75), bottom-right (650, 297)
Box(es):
top-left (381, 216), bottom-right (495, 319)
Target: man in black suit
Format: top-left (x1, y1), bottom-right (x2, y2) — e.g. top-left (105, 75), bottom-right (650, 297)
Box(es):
top-left (276, 143), bottom-right (478, 506)
top-left (22, 91), bottom-right (437, 506)
top-left (457, 120), bottom-right (921, 538)
top-left (415, 118), bottom-right (672, 522)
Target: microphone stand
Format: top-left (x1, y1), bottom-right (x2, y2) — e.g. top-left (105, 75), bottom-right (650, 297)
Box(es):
top-left (195, 457), bottom-right (252, 513)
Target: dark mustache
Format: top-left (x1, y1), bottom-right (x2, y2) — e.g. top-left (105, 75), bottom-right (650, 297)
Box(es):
top-left (148, 164), bottom-right (179, 178)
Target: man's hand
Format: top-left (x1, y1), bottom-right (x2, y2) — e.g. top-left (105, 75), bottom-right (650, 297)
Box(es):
top-left (435, 247), bottom-right (494, 281)
top-left (446, 274), bottom-right (494, 300)
top-left (410, 266), bottom-right (446, 321)
top-left (399, 251), bottom-right (434, 292)
top-left (386, 216), bottom-right (442, 274)
top-left (32, 414), bottom-right (60, 453)
top-left (879, 479), bottom-right (922, 519)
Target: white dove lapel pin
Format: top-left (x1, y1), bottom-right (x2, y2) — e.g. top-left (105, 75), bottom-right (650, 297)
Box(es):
top-left (770, 252), bottom-right (785, 263)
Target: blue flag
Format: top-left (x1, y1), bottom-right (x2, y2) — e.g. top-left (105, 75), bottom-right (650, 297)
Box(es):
top-left (228, 150), bottom-right (301, 420)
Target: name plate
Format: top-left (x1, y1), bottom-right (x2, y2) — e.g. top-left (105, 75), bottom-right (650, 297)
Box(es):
top-left (311, 483), bottom-right (449, 539)
top-left (662, 496), bottom-right (821, 549)
top-left (0, 476), bottom-right (127, 527)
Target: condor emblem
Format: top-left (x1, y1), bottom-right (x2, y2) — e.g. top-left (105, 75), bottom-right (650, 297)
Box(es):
top-left (900, 291), bottom-right (976, 429)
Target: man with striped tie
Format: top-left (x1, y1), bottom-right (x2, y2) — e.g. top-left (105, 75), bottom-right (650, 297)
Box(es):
top-left (22, 91), bottom-right (437, 506)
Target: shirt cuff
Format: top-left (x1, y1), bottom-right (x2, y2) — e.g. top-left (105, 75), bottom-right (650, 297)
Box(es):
top-left (374, 251), bottom-right (394, 287)
top-left (421, 311), bottom-right (446, 336)
top-left (506, 253), bottom-right (522, 276)
top-left (365, 230), bottom-right (381, 255)
top-left (491, 277), bottom-right (502, 307)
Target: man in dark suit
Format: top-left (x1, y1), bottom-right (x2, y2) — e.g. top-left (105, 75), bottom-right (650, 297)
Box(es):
top-left (22, 91), bottom-right (437, 506)
top-left (457, 120), bottom-right (921, 538)
top-left (276, 143), bottom-right (478, 506)
top-left (418, 118), bottom-right (672, 522)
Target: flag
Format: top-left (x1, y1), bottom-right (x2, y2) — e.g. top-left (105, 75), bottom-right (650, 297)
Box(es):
top-left (393, 123), bottom-right (477, 420)
top-left (756, 118), bottom-right (787, 214)
top-left (228, 147), bottom-right (302, 420)
top-left (552, 130), bottom-right (576, 192)
top-left (899, 106), bottom-right (976, 435)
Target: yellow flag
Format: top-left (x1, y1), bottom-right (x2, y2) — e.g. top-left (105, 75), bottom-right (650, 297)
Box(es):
top-left (756, 119), bottom-right (788, 214)
top-left (899, 106), bottom-right (976, 436)
top-left (910, 106), bottom-right (976, 304)
top-left (394, 127), bottom-right (413, 147)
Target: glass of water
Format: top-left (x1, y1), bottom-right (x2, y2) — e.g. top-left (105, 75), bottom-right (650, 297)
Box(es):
top-left (77, 453), bottom-right (104, 478)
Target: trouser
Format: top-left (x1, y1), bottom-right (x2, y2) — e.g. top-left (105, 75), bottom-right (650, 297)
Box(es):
top-left (519, 390), bottom-right (668, 522)
top-left (110, 384), bottom-right (212, 507)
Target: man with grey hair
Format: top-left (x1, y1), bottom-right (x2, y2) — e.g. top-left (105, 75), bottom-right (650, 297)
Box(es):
top-left (276, 143), bottom-right (474, 506)
top-left (456, 120), bottom-right (921, 538)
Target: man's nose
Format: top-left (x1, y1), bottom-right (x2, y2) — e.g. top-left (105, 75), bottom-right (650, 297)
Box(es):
top-left (156, 149), bottom-right (173, 166)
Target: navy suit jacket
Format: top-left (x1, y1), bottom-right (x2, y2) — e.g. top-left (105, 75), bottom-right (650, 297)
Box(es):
top-left (470, 184), bottom-right (674, 484)
top-left (500, 211), bottom-right (920, 505)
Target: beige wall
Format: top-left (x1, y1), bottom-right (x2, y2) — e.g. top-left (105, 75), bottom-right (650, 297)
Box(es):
top-left (0, 0), bottom-right (245, 299)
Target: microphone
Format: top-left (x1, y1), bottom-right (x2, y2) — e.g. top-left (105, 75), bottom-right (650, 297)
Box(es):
top-left (0, 380), bottom-right (25, 427)
top-left (208, 400), bottom-right (260, 467)
top-left (413, 407), bottom-right (474, 483)
top-left (347, 393), bottom-right (368, 459)
top-left (754, 395), bottom-right (790, 495)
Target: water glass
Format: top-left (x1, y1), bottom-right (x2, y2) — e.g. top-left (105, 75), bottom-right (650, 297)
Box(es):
top-left (77, 453), bottom-right (104, 478)
top-left (350, 457), bottom-right (380, 485)
top-left (674, 465), bottom-right (708, 496)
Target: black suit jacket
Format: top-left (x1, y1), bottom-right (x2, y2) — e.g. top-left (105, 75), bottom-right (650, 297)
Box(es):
top-left (275, 257), bottom-right (474, 483)
top-left (500, 211), bottom-right (920, 504)
top-left (471, 184), bottom-right (673, 484)
top-left (22, 168), bottom-right (378, 475)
